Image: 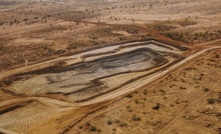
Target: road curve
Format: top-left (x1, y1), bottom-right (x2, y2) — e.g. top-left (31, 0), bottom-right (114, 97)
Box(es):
top-left (0, 45), bottom-right (220, 134)
top-left (0, 46), bottom-right (221, 108)
top-left (76, 46), bottom-right (221, 106)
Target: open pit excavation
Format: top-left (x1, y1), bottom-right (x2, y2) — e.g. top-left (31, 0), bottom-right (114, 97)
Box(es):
top-left (1, 39), bottom-right (221, 134)
top-left (0, 0), bottom-right (220, 133)
top-left (1, 40), bottom-right (187, 103)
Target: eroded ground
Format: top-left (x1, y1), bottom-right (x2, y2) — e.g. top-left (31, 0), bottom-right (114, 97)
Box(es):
top-left (0, 39), bottom-right (220, 134)
top-left (72, 49), bottom-right (221, 134)
top-left (1, 40), bottom-right (185, 103)
top-left (0, 0), bottom-right (221, 134)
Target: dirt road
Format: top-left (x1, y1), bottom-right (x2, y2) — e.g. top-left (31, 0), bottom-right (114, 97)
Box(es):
top-left (1, 46), bottom-right (220, 107)
top-left (75, 46), bottom-right (221, 106)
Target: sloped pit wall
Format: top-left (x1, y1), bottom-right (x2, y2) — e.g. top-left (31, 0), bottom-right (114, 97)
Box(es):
top-left (64, 38), bottom-right (189, 57)
top-left (1, 48), bottom-right (166, 86)
top-left (0, 39), bottom-right (187, 101)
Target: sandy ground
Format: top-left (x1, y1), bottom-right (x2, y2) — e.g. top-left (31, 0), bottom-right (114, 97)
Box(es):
top-left (0, 40), bottom-right (220, 134)
top-left (0, 0), bottom-right (221, 134)
top-left (71, 47), bottom-right (221, 134)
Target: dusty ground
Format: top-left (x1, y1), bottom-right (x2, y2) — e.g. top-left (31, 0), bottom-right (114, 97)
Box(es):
top-left (1, 0), bottom-right (220, 71)
top-left (0, 0), bottom-right (221, 134)
top-left (72, 48), bottom-right (221, 134)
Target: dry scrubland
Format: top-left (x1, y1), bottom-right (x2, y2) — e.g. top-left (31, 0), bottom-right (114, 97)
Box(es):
top-left (75, 49), bottom-right (221, 134)
top-left (0, 0), bottom-right (221, 134)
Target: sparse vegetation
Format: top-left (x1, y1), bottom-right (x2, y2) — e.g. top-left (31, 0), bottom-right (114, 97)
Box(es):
top-left (90, 126), bottom-right (97, 132)
top-left (114, 119), bottom-right (120, 123)
top-left (0, 0), bottom-right (220, 134)
top-left (176, 19), bottom-right (197, 27)
top-left (146, 22), bottom-right (177, 32)
top-left (132, 115), bottom-right (141, 121)
top-left (164, 30), bottom-right (221, 44)
top-left (126, 93), bottom-right (133, 98)
top-left (119, 122), bottom-right (127, 127)
top-left (152, 103), bottom-right (161, 111)
top-left (107, 120), bottom-right (113, 125)
top-left (204, 88), bottom-right (209, 92)
top-left (207, 98), bottom-right (216, 104)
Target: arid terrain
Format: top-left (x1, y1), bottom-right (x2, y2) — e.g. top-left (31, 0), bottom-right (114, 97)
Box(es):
top-left (0, 0), bottom-right (221, 134)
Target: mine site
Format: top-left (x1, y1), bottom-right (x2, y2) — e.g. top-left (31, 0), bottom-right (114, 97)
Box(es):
top-left (0, 0), bottom-right (221, 134)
